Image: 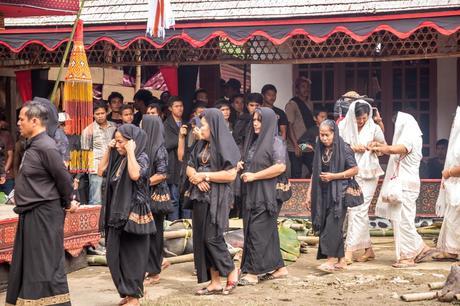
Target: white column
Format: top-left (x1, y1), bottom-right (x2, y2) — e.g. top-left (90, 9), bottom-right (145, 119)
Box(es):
top-left (437, 58), bottom-right (458, 139)
top-left (250, 64), bottom-right (293, 110)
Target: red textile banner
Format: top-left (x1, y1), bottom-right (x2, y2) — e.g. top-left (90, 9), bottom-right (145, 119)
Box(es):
top-left (159, 66), bottom-right (178, 95)
top-left (15, 70), bottom-right (32, 103)
top-left (0, 0), bottom-right (79, 17)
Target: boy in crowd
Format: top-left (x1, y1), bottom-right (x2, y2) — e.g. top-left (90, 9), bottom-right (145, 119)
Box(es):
top-left (164, 96), bottom-right (190, 220)
top-left (106, 92), bottom-right (124, 125)
top-left (233, 93), bottom-right (262, 150)
top-left (215, 101), bottom-right (232, 132)
top-left (133, 89), bottom-right (153, 126)
top-left (298, 107), bottom-right (328, 154)
top-left (261, 84), bottom-right (288, 140)
top-left (120, 104), bottom-right (134, 125)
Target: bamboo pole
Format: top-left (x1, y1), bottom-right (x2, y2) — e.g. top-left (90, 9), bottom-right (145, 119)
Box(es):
top-left (50, 0), bottom-right (86, 102)
top-left (297, 236), bottom-right (319, 245)
top-left (164, 229), bottom-right (193, 239)
top-left (135, 65), bottom-right (141, 92)
top-left (400, 291), bottom-right (438, 302)
top-left (87, 255), bottom-right (107, 266)
top-left (166, 248), bottom-right (242, 265)
top-left (428, 282), bottom-right (445, 290)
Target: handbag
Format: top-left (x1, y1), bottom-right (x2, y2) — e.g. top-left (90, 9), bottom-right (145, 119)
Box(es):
top-left (276, 173), bottom-right (292, 203)
top-left (343, 178), bottom-right (364, 208)
top-left (381, 155), bottom-right (405, 205)
top-left (444, 178), bottom-right (460, 206)
top-left (124, 189), bottom-right (157, 235)
top-left (150, 183), bottom-right (174, 215)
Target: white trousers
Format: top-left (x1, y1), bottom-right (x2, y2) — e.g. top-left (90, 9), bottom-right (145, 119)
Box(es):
top-left (437, 204), bottom-right (460, 255)
top-left (345, 177), bottom-right (378, 251)
top-left (392, 191), bottom-right (424, 260)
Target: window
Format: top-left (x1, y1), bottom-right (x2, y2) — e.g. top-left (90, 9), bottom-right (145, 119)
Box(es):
top-left (297, 64), bottom-right (335, 114)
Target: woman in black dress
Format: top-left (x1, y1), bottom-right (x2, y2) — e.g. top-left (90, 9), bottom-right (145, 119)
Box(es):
top-left (186, 108), bottom-right (240, 295)
top-left (238, 107), bottom-right (289, 285)
top-left (98, 124), bottom-right (154, 306)
top-left (307, 119), bottom-right (358, 272)
top-left (141, 115), bottom-right (172, 285)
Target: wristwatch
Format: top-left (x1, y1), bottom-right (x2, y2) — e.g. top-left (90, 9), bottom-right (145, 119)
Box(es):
top-left (205, 173), bottom-right (210, 182)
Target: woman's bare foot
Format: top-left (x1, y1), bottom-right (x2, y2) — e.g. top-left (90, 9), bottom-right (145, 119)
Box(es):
top-left (270, 266), bottom-right (289, 278)
top-left (162, 259), bottom-right (171, 271)
top-left (124, 297), bottom-right (140, 306)
top-left (144, 273), bottom-right (161, 286)
top-left (118, 297), bottom-right (128, 305)
top-left (356, 248), bottom-right (376, 262)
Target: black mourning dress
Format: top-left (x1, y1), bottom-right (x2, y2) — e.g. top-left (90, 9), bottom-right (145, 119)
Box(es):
top-left (189, 144), bottom-right (235, 283)
top-left (316, 145), bottom-right (356, 259)
top-left (241, 137), bottom-right (286, 275)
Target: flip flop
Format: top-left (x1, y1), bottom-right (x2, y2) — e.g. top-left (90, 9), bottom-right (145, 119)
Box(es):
top-left (195, 287), bottom-right (223, 296)
top-left (222, 280), bottom-right (238, 295)
top-left (238, 277), bottom-right (258, 286)
top-left (432, 253), bottom-right (459, 262)
top-left (392, 262), bottom-right (416, 268)
top-left (259, 272), bottom-right (289, 282)
top-left (317, 264), bottom-right (336, 273)
top-left (415, 249), bottom-right (436, 263)
top-left (333, 264), bottom-right (347, 271)
top-left (143, 276), bottom-right (160, 286)
top-left (355, 254), bottom-right (375, 263)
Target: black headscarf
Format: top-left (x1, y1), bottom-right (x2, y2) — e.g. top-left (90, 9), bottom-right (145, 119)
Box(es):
top-left (242, 107), bottom-right (280, 214)
top-left (103, 124), bottom-right (148, 229)
top-left (191, 108), bottom-right (240, 231)
top-left (311, 119), bottom-right (347, 232)
top-left (33, 97), bottom-right (59, 138)
top-left (141, 115), bottom-right (165, 176)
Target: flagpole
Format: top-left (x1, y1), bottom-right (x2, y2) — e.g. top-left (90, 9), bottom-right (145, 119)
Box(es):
top-left (50, 0), bottom-right (86, 103)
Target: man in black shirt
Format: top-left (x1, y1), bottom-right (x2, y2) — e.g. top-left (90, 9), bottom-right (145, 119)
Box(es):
top-left (106, 92), bottom-right (124, 125)
top-left (262, 84), bottom-right (288, 140)
top-left (133, 89), bottom-right (153, 126)
top-left (6, 101), bottom-right (77, 306)
top-left (426, 139), bottom-right (448, 179)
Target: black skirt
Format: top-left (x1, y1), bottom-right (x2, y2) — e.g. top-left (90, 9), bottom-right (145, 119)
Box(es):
top-left (317, 204), bottom-right (347, 259)
top-left (241, 206), bottom-right (284, 275)
top-left (146, 214), bottom-right (165, 275)
top-left (6, 200), bottom-right (71, 306)
top-left (106, 228), bottom-right (150, 298)
top-left (192, 201), bottom-right (234, 283)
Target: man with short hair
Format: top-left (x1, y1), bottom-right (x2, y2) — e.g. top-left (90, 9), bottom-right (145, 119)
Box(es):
top-left (285, 77), bottom-right (315, 178)
top-left (133, 89), bottom-right (153, 126)
top-left (164, 96), bottom-right (189, 220)
top-left (81, 102), bottom-right (117, 205)
top-left (120, 104), bottom-right (134, 125)
top-left (215, 101), bottom-right (232, 132)
top-left (298, 107), bottom-right (328, 155)
top-left (106, 92), bottom-right (124, 125)
top-left (233, 93), bottom-right (262, 150)
top-left (426, 139), bottom-right (449, 179)
top-left (262, 84), bottom-right (288, 140)
top-left (6, 102), bottom-right (77, 306)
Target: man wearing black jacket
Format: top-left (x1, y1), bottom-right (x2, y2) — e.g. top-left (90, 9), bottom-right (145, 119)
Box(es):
top-left (164, 96), bottom-right (190, 220)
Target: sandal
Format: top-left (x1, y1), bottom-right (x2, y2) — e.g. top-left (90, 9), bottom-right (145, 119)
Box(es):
top-left (392, 261), bottom-right (416, 268)
top-left (195, 287), bottom-right (223, 296)
top-left (356, 254), bottom-right (375, 263)
top-left (222, 280), bottom-right (238, 295)
top-left (432, 253), bottom-right (458, 262)
top-left (317, 263), bottom-right (336, 273)
top-left (345, 258), bottom-right (353, 265)
top-left (238, 277), bottom-right (258, 286)
top-left (143, 275), bottom-right (160, 286)
top-left (415, 248), bottom-right (436, 263)
top-left (333, 263), bottom-right (347, 271)
top-left (259, 272), bottom-right (289, 282)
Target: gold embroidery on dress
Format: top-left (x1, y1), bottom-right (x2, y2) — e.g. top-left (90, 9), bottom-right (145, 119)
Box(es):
top-left (16, 293), bottom-right (71, 306)
top-left (276, 182), bottom-right (291, 191)
top-left (128, 211), bottom-right (154, 224)
top-left (151, 193), bottom-right (171, 202)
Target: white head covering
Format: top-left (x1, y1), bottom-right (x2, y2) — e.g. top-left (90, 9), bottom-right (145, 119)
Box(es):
top-left (375, 111), bottom-right (422, 221)
top-left (338, 99), bottom-right (384, 179)
top-left (436, 107), bottom-right (460, 216)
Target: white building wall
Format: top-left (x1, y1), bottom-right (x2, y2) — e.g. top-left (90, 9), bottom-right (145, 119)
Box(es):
top-left (437, 58), bottom-right (458, 140)
top-left (250, 64), bottom-right (293, 110)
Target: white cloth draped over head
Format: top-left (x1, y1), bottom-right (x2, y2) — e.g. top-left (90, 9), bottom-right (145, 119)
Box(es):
top-left (375, 112), bottom-right (422, 221)
top-left (436, 106), bottom-right (460, 216)
top-left (338, 99), bottom-right (384, 179)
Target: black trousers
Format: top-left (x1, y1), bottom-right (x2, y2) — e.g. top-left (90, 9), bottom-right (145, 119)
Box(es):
top-left (241, 206), bottom-right (284, 275)
top-left (6, 201), bottom-right (71, 306)
top-left (146, 214), bottom-right (165, 275)
top-left (106, 228), bottom-right (149, 298)
top-left (192, 201), bottom-right (234, 284)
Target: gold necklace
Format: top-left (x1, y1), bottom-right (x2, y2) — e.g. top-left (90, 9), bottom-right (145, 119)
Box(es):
top-left (201, 143), bottom-right (210, 164)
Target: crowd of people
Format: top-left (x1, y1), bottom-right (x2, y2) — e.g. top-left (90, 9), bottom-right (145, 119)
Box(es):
top-left (3, 77), bottom-right (460, 306)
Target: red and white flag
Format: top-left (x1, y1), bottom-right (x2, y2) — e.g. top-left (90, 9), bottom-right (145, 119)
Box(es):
top-left (146, 0), bottom-right (175, 38)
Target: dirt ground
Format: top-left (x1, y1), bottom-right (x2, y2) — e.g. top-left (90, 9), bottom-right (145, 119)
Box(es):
top-left (1, 237), bottom-right (455, 306)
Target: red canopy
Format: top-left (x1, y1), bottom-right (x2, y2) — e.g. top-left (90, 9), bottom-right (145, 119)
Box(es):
top-left (0, 0), bottom-right (79, 17)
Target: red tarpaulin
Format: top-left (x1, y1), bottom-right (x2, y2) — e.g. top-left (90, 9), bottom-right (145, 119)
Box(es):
top-left (0, 0), bottom-right (79, 17)
top-left (14, 70), bottom-right (32, 103)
